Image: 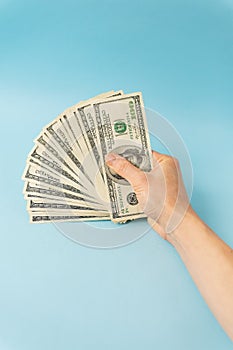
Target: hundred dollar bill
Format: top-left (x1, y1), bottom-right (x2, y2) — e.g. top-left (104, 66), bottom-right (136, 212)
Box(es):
top-left (28, 208), bottom-right (108, 216)
top-left (28, 209), bottom-right (109, 216)
top-left (57, 109), bottom-right (102, 190)
top-left (23, 181), bottom-right (106, 210)
top-left (59, 91), bottom-right (117, 157)
top-left (30, 213), bottom-right (110, 224)
top-left (27, 146), bottom-right (86, 189)
top-left (34, 134), bottom-right (93, 191)
top-left (31, 132), bottom-right (107, 207)
top-left (25, 194), bottom-right (105, 208)
top-left (93, 92), bottom-right (153, 222)
top-left (77, 90), bottom-right (124, 171)
top-left (75, 91), bottom-right (124, 202)
top-left (40, 91), bottom-right (115, 133)
top-left (22, 164), bottom-right (96, 201)
top-left (36, 129), bottom-right (93, 187)
top-left (27, 198), bottom-right (108, 214)
top-left (39, 91), bottom-right (117, 170)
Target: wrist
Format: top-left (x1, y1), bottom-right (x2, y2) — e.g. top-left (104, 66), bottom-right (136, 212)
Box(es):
top-left (166, 206), bottom-right (201, 247)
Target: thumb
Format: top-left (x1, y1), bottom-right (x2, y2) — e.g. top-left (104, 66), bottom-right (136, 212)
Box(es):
top-left (105, 153), bottom-right (144, 187)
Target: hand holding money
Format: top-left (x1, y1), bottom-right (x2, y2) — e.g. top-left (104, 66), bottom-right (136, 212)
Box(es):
top-left (105, 150), bottom-right (191, 236)
top-left (22, 90), bottom-right (153, 223)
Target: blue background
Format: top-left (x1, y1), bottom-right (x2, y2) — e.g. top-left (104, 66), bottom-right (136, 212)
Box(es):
top-left (0, 0), bottom-right (233, 349)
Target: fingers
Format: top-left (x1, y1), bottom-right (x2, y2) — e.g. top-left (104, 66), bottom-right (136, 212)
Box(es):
top-left (152, 150), bottom-right (164, 158)
top-left (152, 150), bottom-right (177, 169)
top-left (152, 150), bottom-right (168, 164)
top-left (105, 153), bottom-right (145, 187)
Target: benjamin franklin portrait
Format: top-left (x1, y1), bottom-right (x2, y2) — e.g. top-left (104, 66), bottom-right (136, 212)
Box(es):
top-left (106, 145), bottom-right (150, 185)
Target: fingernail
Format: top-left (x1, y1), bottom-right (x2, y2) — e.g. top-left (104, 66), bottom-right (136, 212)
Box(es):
top-left (105, 153), bottom-right (117, 164)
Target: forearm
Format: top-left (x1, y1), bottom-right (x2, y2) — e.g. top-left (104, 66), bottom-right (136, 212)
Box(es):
top-left (106, 150), bottom-right (233, 338)
top-left (168, 208), bottom-right (233, 341)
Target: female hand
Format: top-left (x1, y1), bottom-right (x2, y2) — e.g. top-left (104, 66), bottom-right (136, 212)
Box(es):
top-left (105, 150), bottom-right (191, 241)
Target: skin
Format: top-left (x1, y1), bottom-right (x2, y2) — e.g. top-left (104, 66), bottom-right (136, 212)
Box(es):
top-left (105, 150), bottom-right (233, 341)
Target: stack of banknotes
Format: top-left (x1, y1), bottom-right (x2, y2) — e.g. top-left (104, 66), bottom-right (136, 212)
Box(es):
top-left (22, 90), bottom-right (153, 223)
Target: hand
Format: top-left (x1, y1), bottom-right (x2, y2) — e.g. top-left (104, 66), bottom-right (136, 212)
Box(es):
top-left (105, 150), bottom-right (191, 241)
top-left (106, 151), bottom-right (233, 341)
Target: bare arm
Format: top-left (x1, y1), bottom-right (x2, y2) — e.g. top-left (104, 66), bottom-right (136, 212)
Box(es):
top-left (167, 208), bottom-right (233, 340)
top-left (105, 151), bottom-right (233, 341)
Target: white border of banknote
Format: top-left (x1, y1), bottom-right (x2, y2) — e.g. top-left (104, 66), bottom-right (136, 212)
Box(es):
top-left (22, 92), bottom-right (193, 249)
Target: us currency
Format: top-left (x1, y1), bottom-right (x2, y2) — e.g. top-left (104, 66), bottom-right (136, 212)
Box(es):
top-left (30, 213), bottom-right (110, 224)
top-left (34, 134), bottom-right (92, 191)
top-left (24, 94), bottom-right (114, 223)
top-left (74, 91), bottom-right (124, 201)
top-left (46, 114), bottom-right (108, 206)
top-left (22, 163), bottom-right (96, 201)
top-left (23, 181), bottom-right (106, 210)
top-left (27, 198), bottom-right (108, 218)
top-left (57, 109), bottom-right (101, 185)
top-left (77, 104), bottom-right (106, 196)
top-left (27, 151), bottom-right (83, 189)
top-left (27, 198), bottom-right (107, 213)
top-left (40, 91), bottom-right (114, 136)
top-left (40, 91), bottom-right (116, 168)
top-left (27, 146), bottom-right (86, 189)
top-left (77, 90), bottom-right (124, 173)
top-left (26, 194), bottom-right (106, 209)
top-left (67, 91), bottom-right (123, 184)
top-left (37, 129), bottom-right (92, 187)
top-left (93, 92), bottom-right (153, 222)
top-left (60, 91), bottom-right (116, 157)
top-left (22, 90), bottom-right (152, 224)
top-left (33, 122), bottom-right (102, 204)
top-left (36, 129), bottom-right (92, 188)
top-left (25, 156), bottom-right (108, 210)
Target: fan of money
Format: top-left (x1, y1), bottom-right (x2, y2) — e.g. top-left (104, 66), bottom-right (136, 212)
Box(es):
top-left (22, 90), bottom-right (153, 224)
